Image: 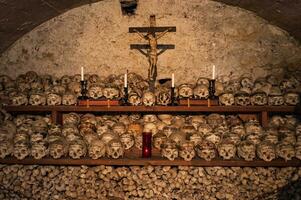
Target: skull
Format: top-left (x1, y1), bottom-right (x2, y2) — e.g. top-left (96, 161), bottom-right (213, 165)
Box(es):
top-left (17, 82), bottom-right (31, 93)
top-left (245, 119), bottom-right (263, 136)
top-left (178, 84), bottom-right (193, 98)
top-left (268, 86), bottom-right (284, 106)
top-left (193, 84), bottom-right (209, 99)
top-left (269, 115), bottom-right (285, 128)
top-left (276, 142), bottom-right (295, 161)
top-left (245, 133), bottom-right (261, 145)
top-left (88, 139), bottom-right (106, 159)
top-left (128, 92), bottom-right (142, 106)
top-left (112, 123), bottom-right (127, 136)
top-left (88, 74), bottom-right (100, 84)
top-left (62, 92), bottom-right (77, 105)
top-left (0, 140), bottom-right (13, 158)
top-left (189, 115), bottom-right (207, 130)
top-left (251, 90), bottom-right (268, 105)
top-left (13, 142), bottom-right (30, 160)
top-left (68, 82), bottom-right (81, 97)
top-left (235, 90), bottom-right (251, 106)
top-left (29, 93), bottom-right (46, 105)
top-left (142, 91), bottom-right (156, 106)
top-left (231, 125), bottom-right (246, 138)
top-left (134, 134), bottom-right (142, 150)
top-left (103, 87), bottom-right (120, 99)
top-left (49, 85), bottom-right (66, 95)
top-left (295, 142), bottom-right (301, 160)
top-left (158, 114), bottom-right (173, 125)
top-left (68, 140), bottom-right (87, 159)
top-left (217, 140), bottom-right (236, 160)
top-left (49, 140), bottom-right (68, 159)
top-left (163, 126), bottom-right (178, 138)
top-left (127, 123), bottom-right (142, 136)
top-left (207, 114), bottom-right (225, 129)
top-left (106, 139), bottom-right (124, 159)
top-left (226, 115), bottom-right (243, 127)
top-left (47, 93), bottom-right (62, 105)
top-left (156, 89), bottom-right (171, 105)
top-left (219, 93), bottom-right (235, 106)
top-left (60, 75), bottom-right (72, 85)
top-left (96, 124), bottom-right (110, 137)
top-left (63, 112), bottom-right (80, 126)
top-left (161, 140), bottom-right (178, 161)
top-left (240, 76), bottom-right (254, 90)
top-left (181, 124), bottom-right (196, 135)
top-left (222, 132), bottom-right (241, 145)
top-left (196, 77), bottom-right (209, 86)
top-left (88, 84), bottom-right (103, 99)
top-left (120, 133), bottom-right (135, 150)
top-left (215, 80), bottom-right (224, 96)
top-left (195, 140), bottom-right (216, 161)
top-left (11, 93), bottom-right (28, 106)
top-left (237, 140), bottom-right (256, 161)
top-left (204, 132), bottom-right (222, 146)
top-left (198, 124), bottom-right (213, 136)
top-left (284, 92), bottom-right (300, 105)
top-left (169, 131), bottom-right (186, 145)
top-left (25, 71), bottom-right (39, 83)
top-left (263, 128), bottom-right (279, 144)
top-left (179, 141), bottom-right (195, 161)
top-left (31, 143), bottom-right (48, 159)
top-left (100, 132), bottom-right (119, 144)
top-left (153, 131), bottom-right (168, 150)
top-left (143, 114), bottom-right (157, 123)
top-left (188, 132), bottom-right (202, 145)
top-left (257, 141), bottom-right (276, 161)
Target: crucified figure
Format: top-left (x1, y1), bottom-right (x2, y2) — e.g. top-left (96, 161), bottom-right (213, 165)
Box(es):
top-left (133, 28), bottom-right (171, 84)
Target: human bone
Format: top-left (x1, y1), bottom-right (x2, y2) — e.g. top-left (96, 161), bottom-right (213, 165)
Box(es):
top-left (68, 82), bottom-right (81, 97)
top-left (11, 93), bottom-right (28, 106)
top-left (161, 140), bottom-right (178, 161)
top-left (251, 90), bottom-right (268, 105)
top-left (0, 140), bottom-right (13, 158)
top-left (63, 112), bottom-right (80, 126)
top-left (204, 132), bottom-right (222, 146)
top-left (235, 90), bottom-right (251, 106)
top-left (222, 132), bottom-right (241, 145)
top-left (257, 141), bottom-right (276, 162)
top-left (169, 131), bottom-right (186, 145)
top-left (240, 76), bottom-right (254, 90)
top-left (284, 92), bottom-right (300, 105)
top-left (219, 93), bottom-right (235, 106)
top-left (88, 139), bottom-right (106, 159)
top-left (68, 140), bottom-right (87, 159)
top-left (193, 84), bottom-right (209, 99)
top-left (49, 139), bottom-right (68, 159)
top-left (143, 114), bottom-right (157, 123)
top-left (100, 131), bottom-right (119, 144)
top-left (237, 140), bottom-right (256, 161)
top-left (29, 93), bottom-right (47, 106)
top-left (46, 93), bottom-right (61, 105)
top-left (207, 114), bottom-right (225, 128)
top-left (49, 85), bottom-right (66, 95)
top-left (156, 89), bottom-right (171, 105)
top-left (218, 140), bottom-right (236, 160)
top-left (128, 91), bottom-right (142, 106)
top-left (127, 123), bottom-right (142, 136)
top-left (31, 142), bottom-right (48, 159)
top-left (188, 132), bottom-right (202, 145)
top-left (112, 122), bottom-right (126, 135)
top-left (120, 133), bottom-right (135, 150)
top-left (143, 122), bottom-right (158, 135)
top-left (245, 119), bottom-right (263, 136)
top-left (88, 84), bottom-right (103, 99)
top-left (103, 86), bottom-right (120, 99)
top-left (231, 125), bottom-right (246, 138)
top-left (163, 125), bottom-right (178, 138)
top-left (263, 128), bottom-right (279, 144)
top-left (268, 86), bottom-right (284, 106)
top-left (295, 142), bottom-right (301, 160)
top-left (189, 115), bottom-right (206, 130)
top-left (198, 123), bottom-right (213, 136)
top-left (153, 131), bottom-right (168, 150)
top-left (106, 139), bottom-right (124, 159)
top-left (195, 140), bottom-right (216, 161)
top-left (62, 92), bottom-right (77, 105)
top-left (178, 84), bottom-right (193, 98)
top-left (13, 141), bottom-right (30, 160)
top-left (276, 142), bottom-right (295, 161)
top-left (196, 77), bottom-right (209, 86)
top-left (158, 114), bottom-right (173, 125)
top-left (179, 141), bottom-right (195, 161)
top-left (142, 91), bottom-right (156, 106)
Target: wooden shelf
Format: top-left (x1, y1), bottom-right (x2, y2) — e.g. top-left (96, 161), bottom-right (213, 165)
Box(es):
top-left (0, 157), bottom-right (300, 167)
top-left (3, 105), bottom-right (298, 113)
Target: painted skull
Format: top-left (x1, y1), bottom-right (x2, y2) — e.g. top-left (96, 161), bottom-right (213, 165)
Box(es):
top-left (178, 84), bottom-right (193, 98)
top-left (29, 93), bottom-right (47, 105)
top-left (88, 139), bottom-right (106, 159)
top-left (62, 93), bottom-right (77, 105)
top-left (142, 91), bottom-right (156, 106)
top-left (13, 142), bottom-right (30, 160)
top-left (161, 140), bottom-right (179, 161)
top-left (237, 140), bottom-right (256, 161)
top-left (235, 91), bottom-right (251, 106)
top-left (268, 86), bottom-right (284, 106)
top-left (120, 133), bottom-right (135, 150)
top-left (31, 143), bottom-right (48, 159)
top-left (128, 92), bottom-right (142, 106)
top-left (284, 92), bottom-right (300, 105)
top-left (156, 90), bottom-right (171, 105)
top-left (251, 90), bottom-right (268, 106)
top-left (219, 93), bottom-right (235, 106)
top-left (103, 87), bottom-right (120, 99)
top-left (46, 93), bottom-right (62, 106)
top-left (193, 84), bottom-right (209, 99)
top-left (106, 139), bottom-right (124, 159)
top-left (153, 131), bottom-right (168, 150)
top-left (63, 112), bottom-right (80, 126)
top-left (49, 140), bottom-right (68, 159)
top-left (217, 140), bottom-right (236, 160)
top-left (195, 140), bottom-right (216, 161)
top-left (88, 85), bottom-right (103, 99)
top-left (68, 140), bottom-right (87, 159)
top-left (11, 93), bottom-right (28, 106)
top-left (276, 142), bottom-right (295, 161)
top-left (257, 141), bottom-right (276, 162)
top-left (179, 141), bottom-right (195, 161)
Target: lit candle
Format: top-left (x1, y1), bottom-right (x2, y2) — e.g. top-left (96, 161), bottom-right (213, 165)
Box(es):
top-left (212, 65), bottom-right (216, 80)
top-left (124, 73), bottom-right (127, 88)
top-left (142, 132), bottom-right (152, 158)
top-left (81, 67), bottom-right (84, 81)
top-left (172, 73), bottom-right (175, 88)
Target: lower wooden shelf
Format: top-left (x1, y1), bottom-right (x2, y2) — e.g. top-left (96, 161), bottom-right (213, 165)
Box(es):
top-left (0, 157), bottom-right (300, 167)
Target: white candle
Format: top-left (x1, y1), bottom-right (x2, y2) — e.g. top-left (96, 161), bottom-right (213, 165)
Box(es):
top-left (81, 67), bottom-right (84, 81)
top-left (172, 73), bottom-right (175, 88)
top-left (124, 73), bottom-right (127, 88)
top-left (212, 65), bottom-right (216, 80)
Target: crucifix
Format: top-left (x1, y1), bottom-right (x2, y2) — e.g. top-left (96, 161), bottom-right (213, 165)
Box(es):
top-left (129, 15), bottom-right (176, 91)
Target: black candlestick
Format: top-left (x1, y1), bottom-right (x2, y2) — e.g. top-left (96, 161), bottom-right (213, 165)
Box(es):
top-left (169, 86), bottom-right (177, 106)
top-left (122, 87), bottom-right (129, 105)
top-left (78, 80), bottom-right (88, 100)
top-left (209, 79), bottom-right (218, 100)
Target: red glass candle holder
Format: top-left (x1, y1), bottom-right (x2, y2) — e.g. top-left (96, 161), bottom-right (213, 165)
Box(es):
top-left (142, 132), bottom-right (152, 158)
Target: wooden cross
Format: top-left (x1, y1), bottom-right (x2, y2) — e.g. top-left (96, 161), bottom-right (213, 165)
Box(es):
top-left (129, 15), bottom-right (176, 90)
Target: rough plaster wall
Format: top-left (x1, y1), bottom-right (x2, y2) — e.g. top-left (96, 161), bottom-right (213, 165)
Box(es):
top-left (0, 0), bottom-right (300, 84)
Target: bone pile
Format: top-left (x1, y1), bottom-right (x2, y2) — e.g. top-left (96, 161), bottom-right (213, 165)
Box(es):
top-left (0, 71), bottom-right (300, 106)
top-left (1, 111), bottom-right (301, 161)
top-left (0, 165), bottom-right (300, 200)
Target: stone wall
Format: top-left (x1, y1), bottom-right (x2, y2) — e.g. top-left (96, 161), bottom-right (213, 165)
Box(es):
top-left (0, 0), bottom-right (300, 84)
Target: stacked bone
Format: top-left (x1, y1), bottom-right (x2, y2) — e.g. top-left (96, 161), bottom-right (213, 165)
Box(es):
top-left (0, 165), bottom-right (300, 200)
top-left (1, 111), bottom-right (301, 162)
top-left (0, 71), bottom-right (300, 106)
